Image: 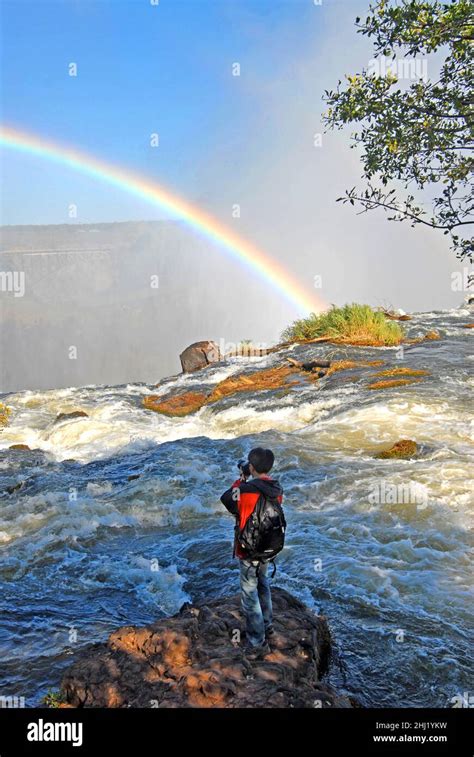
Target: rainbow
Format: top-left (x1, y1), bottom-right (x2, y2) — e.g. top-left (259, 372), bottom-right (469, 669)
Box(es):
top-left (0, 125), bottom-right (325, 314)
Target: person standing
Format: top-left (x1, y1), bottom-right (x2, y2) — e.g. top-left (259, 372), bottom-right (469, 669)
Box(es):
top-left (220, 447), bottom-right (285, 659)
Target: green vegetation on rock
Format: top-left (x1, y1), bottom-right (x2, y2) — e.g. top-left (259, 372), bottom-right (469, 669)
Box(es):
top-left (281, 303), bottom-right (403, 346)
top-left (43, 689), bottom-right (67, 708)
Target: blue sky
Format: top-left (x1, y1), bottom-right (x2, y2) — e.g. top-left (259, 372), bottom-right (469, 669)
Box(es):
top-left (0, 0), bottom-right (465, 315)
top-left (1, 0), bottom-right (330, 224)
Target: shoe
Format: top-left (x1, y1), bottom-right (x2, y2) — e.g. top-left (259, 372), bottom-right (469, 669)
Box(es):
top-left (243, 641), bottom-right (271, 660)
top-left (265, 626), bottom-right (275, 640)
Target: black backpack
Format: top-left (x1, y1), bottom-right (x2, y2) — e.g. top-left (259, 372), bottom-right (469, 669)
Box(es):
top-left (236, 493), bottom-right (286, 571)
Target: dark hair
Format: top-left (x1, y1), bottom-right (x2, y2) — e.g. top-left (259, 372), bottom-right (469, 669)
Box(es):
top-left (248, 447), bottom-right (274, 474)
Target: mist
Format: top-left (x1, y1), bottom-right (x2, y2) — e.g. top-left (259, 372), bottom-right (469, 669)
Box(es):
top-left (1, 0), bottom-right (470, 393)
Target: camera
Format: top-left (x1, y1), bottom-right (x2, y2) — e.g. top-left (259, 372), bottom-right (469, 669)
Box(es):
top-left (237, 459), bottom-right (251, 477)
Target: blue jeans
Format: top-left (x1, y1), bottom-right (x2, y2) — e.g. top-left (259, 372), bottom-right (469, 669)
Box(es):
top-left (239, 559), bottom-right (273, 647)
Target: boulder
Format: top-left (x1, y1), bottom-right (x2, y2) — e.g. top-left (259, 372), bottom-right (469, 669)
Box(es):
top-left (179, 341), bottom-right (221, 373)
top-left (59, 587), bottom-right (352, 709)
top-left (54, 411), bottom-right (89, 424)
top-left (375, 440), bottom-right (418, 459)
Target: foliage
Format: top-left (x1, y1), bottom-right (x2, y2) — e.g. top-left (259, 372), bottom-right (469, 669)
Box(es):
top-left (43, 689), bottom-right (66, 708)
top-left (281, 303), bottom-right (404, 344)
top-left (323, 0), bottom-right (474, 261)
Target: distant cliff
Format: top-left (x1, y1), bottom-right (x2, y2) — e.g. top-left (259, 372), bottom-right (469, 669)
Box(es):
top-left (0, 220), bottom-right (292, 392)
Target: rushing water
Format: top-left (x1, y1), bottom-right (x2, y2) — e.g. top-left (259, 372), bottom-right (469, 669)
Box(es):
top-left (0, 309), bottom-right (472, 707)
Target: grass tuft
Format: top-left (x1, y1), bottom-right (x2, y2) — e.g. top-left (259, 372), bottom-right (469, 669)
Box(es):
top-left (281, 303), bottom-right (403, 346)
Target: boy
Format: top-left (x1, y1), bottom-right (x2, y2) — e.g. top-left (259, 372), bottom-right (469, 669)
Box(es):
top-left (220, 447), bottom-right (284, 659)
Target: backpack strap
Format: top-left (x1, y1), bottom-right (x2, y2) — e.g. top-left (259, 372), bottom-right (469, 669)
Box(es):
top-left (256, 558), bottom-right (277, 579)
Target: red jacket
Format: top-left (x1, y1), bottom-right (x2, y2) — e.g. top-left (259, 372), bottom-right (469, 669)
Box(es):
top-left (220, 475), bottom-right (283, 558)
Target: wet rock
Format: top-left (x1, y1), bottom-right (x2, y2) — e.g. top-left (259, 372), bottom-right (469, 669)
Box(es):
top-left (209, 365), bottom-right (298, 401)
top-left (381, 308), bottom-right (412, 321)
top-left (371, 367), bottom-right (429, 379)
top-left (59, 587), bottom-right (352, 709)
top-left (423, 330), bottom-right (441, 341)
top-left (375, 440), bottom-right (418, 460)
top-left (143, 366), bottom-right (300, 417)
top-left (326, 360), bottom-right (384, 377)
top-left (368, 378), bottom-right (422, 390)
top-left (286, 357), bottom-right (331, 371)
top-left (302, 360), bottom-right (331, 371)
top-left (144, 390), bottom-right (210, 417)
top-left (0, 403), bottom-right (11, 427)
top-left (54, 411), bottom-right (89, 424)
top-left (179, 341), bottom-right (222, 373)
top-left (404, 330), bottom-right (441, 345)
top-left (6, 480), bottom-right (25, 494)
top-left (127, 474), bottom-right (140, 481)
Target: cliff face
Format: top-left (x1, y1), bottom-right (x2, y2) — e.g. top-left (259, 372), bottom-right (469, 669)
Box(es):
top-left (60, 587), bottom-right (352, 708)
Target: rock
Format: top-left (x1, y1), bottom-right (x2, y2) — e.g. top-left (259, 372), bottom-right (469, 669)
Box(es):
top-left (0, 403), bottom-right (11, 428)
top-left (209, 365), bottom-right (298, 401)
top-left (423, 330), bottom-right (440, 341)
top-left (375, 440), bottom-right (418, 459)
top-left (127, 474), bottom-right (140, 481)
top-left (179, 341), bottom-right (222, 373)
top-left (144, 390), bottom-right (210, 417)
top-left (370, 367), bottom-right (429, 379)
top-left (286, 358), bottom-right (331, 371)
top-left (404, 330), bottom-right (441, 345)
top-left (326, 359), bottom-right (384, 377)
top-left (385, 313), bottom-right (412, 321)
top-left (368, 378), bottom-right (422, 390)
top-left (6, 480), bottom-right (25, 494)
top-left (301, 360), bottom-right (331, 371)
top-left (8, 444), bottom-right (31, 451)
top-left (54, 411), bottom-right (89, 424)
top-left (380, 307), bottom-right (412, 321)
top-left (59, 587), bottom-right (352, 709)
top-left (143, 365), bottom-right (300, 417)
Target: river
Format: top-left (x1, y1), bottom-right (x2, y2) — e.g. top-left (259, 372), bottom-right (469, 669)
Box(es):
top-left (0, 308), bottom-right (472, 707)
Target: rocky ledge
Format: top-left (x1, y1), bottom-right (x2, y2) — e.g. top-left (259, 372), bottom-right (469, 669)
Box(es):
top-left (60, 587), bottom-right (352, 708)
